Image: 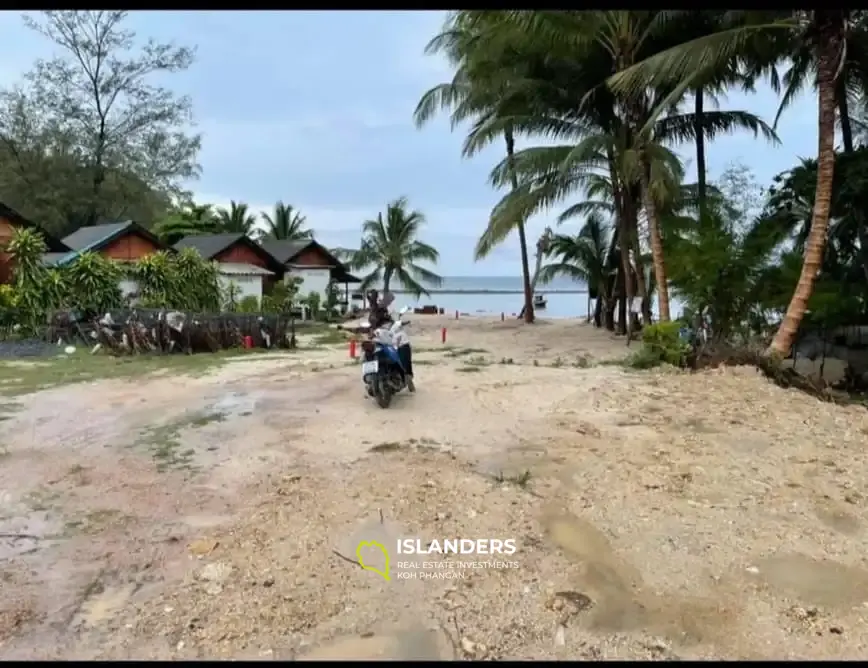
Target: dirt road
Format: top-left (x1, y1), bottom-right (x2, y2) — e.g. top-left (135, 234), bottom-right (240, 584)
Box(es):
top-left (2, 316), bottom-right (868, 659)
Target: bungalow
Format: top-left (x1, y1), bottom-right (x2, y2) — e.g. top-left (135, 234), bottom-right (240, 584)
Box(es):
top-left (52, 220), bottom-right (170, 297)
top-left (258, 239), bottom-right (361, 309)
top-left (173, 234), bottom-right (286, 303)
top-left (0, 202), bottom-right (71, 284)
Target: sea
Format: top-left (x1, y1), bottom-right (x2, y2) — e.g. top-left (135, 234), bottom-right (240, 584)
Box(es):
top-left (375, 276), bottom-right (684, 320)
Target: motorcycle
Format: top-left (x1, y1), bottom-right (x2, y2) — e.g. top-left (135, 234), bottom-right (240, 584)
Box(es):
top-left (360, 306), bottom-right (412, 409)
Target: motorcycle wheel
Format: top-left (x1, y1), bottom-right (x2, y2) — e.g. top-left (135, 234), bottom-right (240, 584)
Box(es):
top-left (373, 375), bottom-right (392, 409)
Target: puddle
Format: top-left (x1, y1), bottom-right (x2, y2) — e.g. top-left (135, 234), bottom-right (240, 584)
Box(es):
top-left (814, 502), bottom-right (861, 535)
top-left (753, 553), bottom-right (868, 608)
top-left (544, 511), bottom-right (740, 644)
top-left (72, 582), bottom-right (138, 628)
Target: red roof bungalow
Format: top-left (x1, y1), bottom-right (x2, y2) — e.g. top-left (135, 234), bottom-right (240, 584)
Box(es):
top-left (54, 220), bottom-right (169, 265)
top-left (0, 202), bottom-right (70, 284)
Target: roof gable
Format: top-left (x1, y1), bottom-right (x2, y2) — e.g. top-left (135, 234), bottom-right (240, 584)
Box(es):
top-left (173, 233), bottom-right (244, 258)
top-left (174, 234), bottom-right (284, 273)
top-left (61, 220), bottom-right (167, 253)
top-left (258, 239), bottom-right (344, 267)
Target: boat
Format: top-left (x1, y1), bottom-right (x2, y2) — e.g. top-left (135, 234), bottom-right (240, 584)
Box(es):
top-left (533, 294), bottom-right (547, 309)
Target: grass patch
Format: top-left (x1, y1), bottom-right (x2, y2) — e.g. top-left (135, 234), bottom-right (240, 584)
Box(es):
top-left (136, 409), bottom-right (224, 473)
top-left (0, 348), bottom-right (266, 397)
top-left (369, 436), bottom-right (442, 454)
top-left (494, 469), bottom-right (533, 488)
top-left (24, 485), bottom-right (62, 512)
top-left (444, 347), bottom-right (489, 358)
top-left (456, 365), bottom-right (484, 373)
top-left (369, 441), bottom-right (404, 453)
top-left (64, 509), bottom-right (133, 536)
top-left (188, 411), bottom-right (227, 428)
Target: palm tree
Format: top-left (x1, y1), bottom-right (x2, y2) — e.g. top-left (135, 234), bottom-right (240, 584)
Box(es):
top-left (538, 214), bottom-right (613, 326)
top-left (414, 11), bottom-right (539, 323)
top-left (606, 10), bottom-right (847, 355)
top-left (216, 200), bottom-right (257, 236)
top-left (260, 202), bottom-right (312, 241)
top-left (442, 11), bottom-right (776, 329)
top-left (347, 197), bottom-right (442, 297)
top-left (153, 202), bottom-right (220, 245)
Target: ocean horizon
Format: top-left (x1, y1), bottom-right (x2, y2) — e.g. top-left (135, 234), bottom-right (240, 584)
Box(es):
top-left (367, 276), bottom-right (683, 320)
top-left (376, 275), bottom-right (587, 295)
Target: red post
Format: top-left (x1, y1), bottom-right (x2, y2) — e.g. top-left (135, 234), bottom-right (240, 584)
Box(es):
top-left (441, 327), bottom-right (447, 344)
top-left (349, 339), bottom-right (357, 359)
top-left (243, 335), bottom-right (253, 349)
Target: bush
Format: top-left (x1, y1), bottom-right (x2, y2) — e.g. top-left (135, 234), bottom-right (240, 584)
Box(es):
top-left (237, 295), bottom-right (260, 313)
top-left (627, 321), bottom-right (690, 369)
top-left (261, 280), bottom-right (299, 314)
top-left (305, 291), bottom-right (321, 319)
top-left (134, 249), bottom-right (221, 312)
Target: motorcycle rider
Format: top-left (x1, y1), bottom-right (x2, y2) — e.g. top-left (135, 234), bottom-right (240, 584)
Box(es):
top-left (366, 289), bottom-right (415, 392)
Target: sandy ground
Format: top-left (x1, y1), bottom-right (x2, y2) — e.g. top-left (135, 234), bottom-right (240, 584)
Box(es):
top-left (2, 314), bottom-right (868, 660)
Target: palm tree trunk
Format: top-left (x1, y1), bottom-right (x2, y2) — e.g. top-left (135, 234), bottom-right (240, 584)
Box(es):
top-left (625, 187), bottom-right (651, 325)
top-left (609, 148), bottom-right (648, 330)
top-left (837, 79), bottom-right (854, 153)
top-left (504, 127), bottom-right (535, 324)
top-left (618, 212), bottom-right (635, 343)
top-left (694, 87), bottom-right (708, 220)
top-left (383, 267), bottom-right (393, 293)
top-left (593, 293), bottom-right (603, 327)
top-left (639, 159), bottom-right (671, 322)
top-left (768, 11), bottom-right (843, 357)
top-left (616, 263), bottom-right (627, 336)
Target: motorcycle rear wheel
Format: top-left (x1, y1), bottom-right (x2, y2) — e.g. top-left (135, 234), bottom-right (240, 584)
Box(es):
top-left (373, 376), bottom-right (393, 409)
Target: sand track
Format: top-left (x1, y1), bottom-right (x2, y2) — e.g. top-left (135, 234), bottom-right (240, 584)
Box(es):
top-left (1, 315), bottom-right (868, 659)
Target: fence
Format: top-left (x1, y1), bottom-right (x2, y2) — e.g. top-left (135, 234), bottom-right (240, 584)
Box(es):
top-left (42, 308), bottom-right (314, 356)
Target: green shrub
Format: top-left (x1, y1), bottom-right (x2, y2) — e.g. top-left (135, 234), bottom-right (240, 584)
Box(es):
top-left (627, 321), bottom-right (689, 369)
top-left (135, 249), bottom-right (221, 312)
top-left (237, 295), bottom-right (260, 313)
top-left (305, 291), bottom-right (321, 319)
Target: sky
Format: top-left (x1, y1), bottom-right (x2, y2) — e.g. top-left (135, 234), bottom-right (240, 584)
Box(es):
top-left (0, 10), bottom-right (819, 276)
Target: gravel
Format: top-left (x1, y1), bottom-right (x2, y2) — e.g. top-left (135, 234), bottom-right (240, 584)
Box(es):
top-left (0, 339), bottom-right (63, 359)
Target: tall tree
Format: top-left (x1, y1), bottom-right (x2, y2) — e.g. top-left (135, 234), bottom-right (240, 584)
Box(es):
top-left (347, 197), bottom-right (442, 297)
top-left (216, 201), bottom-right (257, 236)
top-left (414, 12), bottom-right (538, 323)
top-left (607, 10), bottom-right (847, 355)
top-left (0, 90), bottom-right (171, 237)
top-left (19, 11), bottom-right (200, 228)
top-left (260, 202), bottom-right (312, 241)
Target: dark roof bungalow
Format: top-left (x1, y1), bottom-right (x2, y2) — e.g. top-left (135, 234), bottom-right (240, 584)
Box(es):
top-left (258, 238), bottom-right (360, 283)
top-left (173, 233), bottom-right (286, 277)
